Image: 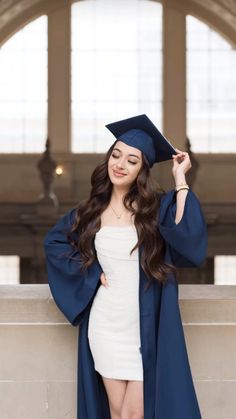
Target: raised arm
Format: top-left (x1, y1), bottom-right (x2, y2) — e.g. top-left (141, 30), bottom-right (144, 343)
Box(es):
top-left (158, 189), bottom-right (208, 267)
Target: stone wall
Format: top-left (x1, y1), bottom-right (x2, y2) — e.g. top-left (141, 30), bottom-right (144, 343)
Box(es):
top-left (0, 284), bottom-right (236, 419)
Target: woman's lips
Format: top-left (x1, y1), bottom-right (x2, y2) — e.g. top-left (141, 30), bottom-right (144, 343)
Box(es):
top-left (113, 170), bottom-right (126, 177)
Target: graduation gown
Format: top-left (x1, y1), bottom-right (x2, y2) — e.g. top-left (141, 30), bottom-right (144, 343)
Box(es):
top-left (44, 188), bottom-right (208, 419)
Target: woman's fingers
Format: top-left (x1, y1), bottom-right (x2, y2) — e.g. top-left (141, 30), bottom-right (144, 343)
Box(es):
top-left (100, 272), bottom-right (110, 288)
top-left (172, 148), bottom-right (190, 163)
top-left (173, 147), bottom-right (187, 157)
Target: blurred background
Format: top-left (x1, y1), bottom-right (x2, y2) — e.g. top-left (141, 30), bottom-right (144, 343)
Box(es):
top-left (0, 0), bottom-right (235, 285)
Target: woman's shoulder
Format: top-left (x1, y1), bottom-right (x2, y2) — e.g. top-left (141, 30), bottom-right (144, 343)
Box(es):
top-left (55, 207), bottom-right (77, 229)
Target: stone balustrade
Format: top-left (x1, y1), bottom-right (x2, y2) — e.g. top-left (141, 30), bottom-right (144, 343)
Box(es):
top-left (0, 284), bottom-right (236, 419)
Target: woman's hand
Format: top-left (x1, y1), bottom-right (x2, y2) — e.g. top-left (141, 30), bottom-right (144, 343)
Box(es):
top-left (100, 272), bottom-right (109, 288)
top-left (172, 147), bottom-right (192, 181)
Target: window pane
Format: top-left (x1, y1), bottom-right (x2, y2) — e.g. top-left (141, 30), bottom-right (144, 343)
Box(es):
top-left (71, 0), bottom-right (163, 153)
top-left (186, 15), bottom-right (236, 152)
top-left (0, 256), bottom-right (19, 284)
top-left (0, 16), bottom-right (48, 153)
top-left (214, 256), bottom-right (236, 285)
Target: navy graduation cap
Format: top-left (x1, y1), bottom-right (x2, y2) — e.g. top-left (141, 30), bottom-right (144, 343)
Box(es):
top-left (105, 114), bottom-right (177, 168)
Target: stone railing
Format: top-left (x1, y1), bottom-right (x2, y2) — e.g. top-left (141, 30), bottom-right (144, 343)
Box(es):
top-left (0, 284), bottom-right (236, 419)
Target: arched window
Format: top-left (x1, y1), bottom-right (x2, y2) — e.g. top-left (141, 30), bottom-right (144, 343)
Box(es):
top-left (0, 15), bottom-right (47, 153)
top-left (71, 0), bottom-right (163, 153)
top-left (186, 15), bottom-right (236, 152)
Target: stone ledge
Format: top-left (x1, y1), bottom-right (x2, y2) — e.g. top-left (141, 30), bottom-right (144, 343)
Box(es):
top-left (0, 284), bottom-right (236, 324)
top-left (0, 284), bottom-right (65, 324)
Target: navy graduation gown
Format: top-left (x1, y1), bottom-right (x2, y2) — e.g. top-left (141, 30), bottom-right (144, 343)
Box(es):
top-left (44, 188), bottom-right (207, 419)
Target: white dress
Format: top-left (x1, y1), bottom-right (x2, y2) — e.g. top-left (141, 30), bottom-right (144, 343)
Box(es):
top-left (88, 225), bottom-right (143, 381)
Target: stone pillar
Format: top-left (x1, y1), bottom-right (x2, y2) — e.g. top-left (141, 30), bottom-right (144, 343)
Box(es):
top-left (48, 4), bottom-right (71, 153)
top-left (163, 2), bottom-right (186, 149)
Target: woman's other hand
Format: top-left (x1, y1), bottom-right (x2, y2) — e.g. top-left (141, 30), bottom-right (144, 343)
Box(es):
top-left (100, 272), bottom-right (110, 288)
top-left (171, 147), bottom-right (192, 179)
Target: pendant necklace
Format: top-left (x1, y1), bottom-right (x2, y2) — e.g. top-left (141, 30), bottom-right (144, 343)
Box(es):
top-left (109, 203), bottom-right (124, 219)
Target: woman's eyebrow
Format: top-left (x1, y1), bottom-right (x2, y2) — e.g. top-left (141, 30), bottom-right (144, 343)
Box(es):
top-left (112, 147), bottom-right (141, 160)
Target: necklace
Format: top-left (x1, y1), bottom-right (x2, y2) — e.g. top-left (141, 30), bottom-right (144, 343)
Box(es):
top-left (109, 203), bottom-right (124, 219)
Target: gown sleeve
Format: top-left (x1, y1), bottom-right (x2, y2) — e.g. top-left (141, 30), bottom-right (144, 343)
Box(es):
top-left (158, 189), bottom-right (208, 268)
top-left (44, 208), bottom-right (103, 326)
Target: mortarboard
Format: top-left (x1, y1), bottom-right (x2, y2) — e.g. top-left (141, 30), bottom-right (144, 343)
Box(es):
top-left (105, 114), bottom-right (177, 168)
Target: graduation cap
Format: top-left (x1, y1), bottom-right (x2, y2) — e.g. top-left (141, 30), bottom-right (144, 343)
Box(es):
top-left (105, 114), bottom-right (177, 168)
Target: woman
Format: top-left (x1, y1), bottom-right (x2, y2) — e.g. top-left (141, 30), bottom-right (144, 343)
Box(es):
top-left (44, 114), bottom-right (207, 419)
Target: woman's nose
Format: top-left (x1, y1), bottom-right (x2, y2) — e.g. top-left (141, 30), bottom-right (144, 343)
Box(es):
top-left (117, 163), bottom-right (125, 169)
top-left (116, 158), bottom-right (126, 168)
top-left (116, 161), bottom-right (125, 169)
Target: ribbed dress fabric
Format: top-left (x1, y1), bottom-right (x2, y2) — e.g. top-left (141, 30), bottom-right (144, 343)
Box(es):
top-left (88, 225), bottom-right (143, 381)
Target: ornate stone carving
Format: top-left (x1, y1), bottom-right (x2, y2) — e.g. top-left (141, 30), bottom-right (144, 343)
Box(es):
top-left (37, 138), bottom-right (58, 211)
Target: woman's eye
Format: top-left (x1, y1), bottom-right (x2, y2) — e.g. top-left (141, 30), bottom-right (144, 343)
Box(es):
top-left (111, 154), bottom-right (137, 165)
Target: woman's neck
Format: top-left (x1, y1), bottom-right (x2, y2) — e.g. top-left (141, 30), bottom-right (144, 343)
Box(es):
top-left (110, 186), bottom-right (129, 204)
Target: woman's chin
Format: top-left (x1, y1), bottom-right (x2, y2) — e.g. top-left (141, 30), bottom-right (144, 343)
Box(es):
top-left (109, 174), bottom-right (130, 186)
top-left (111, 177), bottom-right (126, 184)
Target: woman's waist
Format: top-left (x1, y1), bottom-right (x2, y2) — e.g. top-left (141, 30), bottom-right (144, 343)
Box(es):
top-left (97, 269), bottom-right (140, 284)
top-left (95, 280), bottom-right (140, 297)
top-left (89, 291), bottom-right (140, 322)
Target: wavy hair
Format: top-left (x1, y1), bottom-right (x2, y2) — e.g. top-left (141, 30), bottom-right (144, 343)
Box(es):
top-left (68, 139), bottom-right (177, 289)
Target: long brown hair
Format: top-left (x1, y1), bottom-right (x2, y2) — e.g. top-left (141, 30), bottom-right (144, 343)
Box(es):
top-left (68, 139), bottom-right (177, 288)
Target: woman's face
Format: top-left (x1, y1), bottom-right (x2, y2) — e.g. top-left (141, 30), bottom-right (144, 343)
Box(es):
top-left (108, 140), bottom-right (142, 187)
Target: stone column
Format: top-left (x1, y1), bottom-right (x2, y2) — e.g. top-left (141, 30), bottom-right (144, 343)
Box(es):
top-left (48, 4), bottom-right (71, 153)
top-left (163, 2), bottom-right (186, 149)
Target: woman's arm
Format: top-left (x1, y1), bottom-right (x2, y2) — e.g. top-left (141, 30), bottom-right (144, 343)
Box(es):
top-left (44, 208), bottom-right (102, 326)
top-left (158, 148), bottom-right (208, 267)
top-left (159, 188), bottom-right (208, 267)
top-left (173, 169), bottom-right (189, 225)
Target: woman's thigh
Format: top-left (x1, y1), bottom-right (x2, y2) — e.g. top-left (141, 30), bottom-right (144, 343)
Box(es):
top-left (102, 376), bottom-right (128, 417)
top-left (121, 380), bottom-right (144, 419)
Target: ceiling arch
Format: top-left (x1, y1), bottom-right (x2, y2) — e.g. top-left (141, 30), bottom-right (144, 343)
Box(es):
top-left (0, 0), bottom-right (66, 45)
top-left (165, 0), bottom-right (236, 46)
top-left (0, 0), bottom-right (235, 46)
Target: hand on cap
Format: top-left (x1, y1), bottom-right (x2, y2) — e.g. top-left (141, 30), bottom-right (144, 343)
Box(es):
top-left (171, 148), bottom-right (192, 178)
